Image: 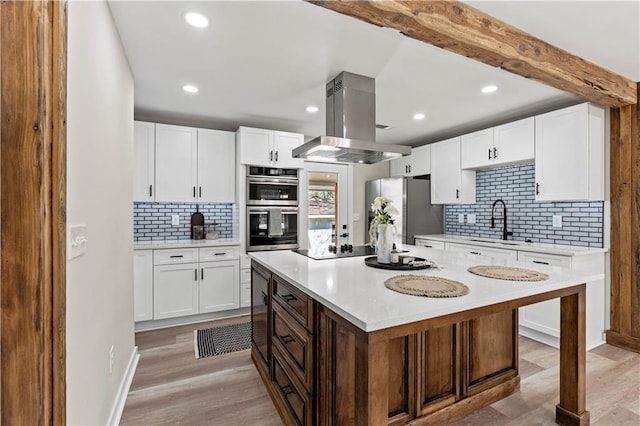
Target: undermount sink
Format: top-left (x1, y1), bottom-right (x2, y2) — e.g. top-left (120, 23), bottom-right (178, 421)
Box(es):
top-left (468, 238), bottom-right (527, 246)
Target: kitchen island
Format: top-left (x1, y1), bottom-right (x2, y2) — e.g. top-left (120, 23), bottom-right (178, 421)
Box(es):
top-left (249, 245), bottom-right (598, 425)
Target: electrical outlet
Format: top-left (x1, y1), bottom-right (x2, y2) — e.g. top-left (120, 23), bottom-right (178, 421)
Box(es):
top-left (353, 212), bottom-right (360, 222)
top-left (458, 214), bottom-right (464, 224)
top-left (109, 345), bottom-right (115, 374)
top-left (68, 224), bottom-right (88, 260)
top-left (468, 213), bottom-right (477, 224)
top-left (552, 215), bottom-right (563, 228)
top-left (171, 214), bottom-right (180, 226)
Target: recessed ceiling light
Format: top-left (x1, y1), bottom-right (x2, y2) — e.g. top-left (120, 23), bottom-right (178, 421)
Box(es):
top-left (413, 113), bottom-right (425, 120)
top-left (306, 106), bottom-right (319, 113)
top-left (481, 85), bottom-right (498, 94)
top-left (184, 12), bottom-right (209, 28)
top-left (182, 84), bottom-right (199, 94)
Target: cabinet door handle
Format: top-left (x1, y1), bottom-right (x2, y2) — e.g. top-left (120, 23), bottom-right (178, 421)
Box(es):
top-left (533, 260), bottom-right (550, 265)
top-left (282, 294), bottom-right (297, 302)
top-left (275, 151), bottom-right (279, 162)
top-left (493, 147), bottom-right (498, 158)
top-left (470, 251), bottom-right (481, 255)
top-left (169, 255), bottom-right (184, 258)
top-left (269, 150), bottom-right (273, 162)
top-left (201, 268), bottom-right (204, 280)
top-left (456, 189), bottom-right (460, 199)
top-left (405, 165), bottom-right (408, 173)
top-left (536, 182), bottom-right (540, 195)
top-left (261, 291), bottom-right (268, 305)
top-left (149, 184), bottom-right (153, 197)
top-left (193, 186), bottom-right (196, 198)
top-left (488, 148), bottom-right (492, 160)
top-left (199, 186), bottom-right (202, 198)
top-left (194, 268), bottom-right (198, 281)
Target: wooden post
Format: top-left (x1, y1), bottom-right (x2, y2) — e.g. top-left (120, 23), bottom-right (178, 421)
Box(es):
top-left (556, 285), bottom-right (589, 426)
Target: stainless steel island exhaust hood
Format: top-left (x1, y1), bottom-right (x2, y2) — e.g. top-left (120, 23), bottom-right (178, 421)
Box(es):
top-left (292, 71), bottom-right (410, 164)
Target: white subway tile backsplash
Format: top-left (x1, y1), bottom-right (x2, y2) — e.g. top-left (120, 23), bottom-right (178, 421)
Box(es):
top-left (444, 163), bottom-right (603, 247)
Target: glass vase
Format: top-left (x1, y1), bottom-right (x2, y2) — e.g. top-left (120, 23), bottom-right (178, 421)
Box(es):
top-left (376, 223), bottom-right (395, 264)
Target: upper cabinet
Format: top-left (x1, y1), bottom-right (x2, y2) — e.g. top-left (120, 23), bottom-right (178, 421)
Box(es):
top-left (461, 117), bottom-right (534, 170)
top-left (134, 121), bottom-right (236, 203)
top-left (534, 103), bottom-right (604, 201)
top-left (237, 126), bottom-right (304, 168)
top-left (197, 129), bottom-right (236, 203)
top-left (133, 121), bottom-right (155, 201)
top-left (430, 137), bottom-right (476, 204)
top-left (389, 145), bottom-right (431, 177)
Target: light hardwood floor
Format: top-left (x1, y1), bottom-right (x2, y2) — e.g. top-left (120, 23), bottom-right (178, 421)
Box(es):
top-left (121, 315), bottom-right (640, 426)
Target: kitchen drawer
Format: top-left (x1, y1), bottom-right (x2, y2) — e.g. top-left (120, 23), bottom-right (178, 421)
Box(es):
top-left (272, 346), bottom-right (312, 426)
top-left (240, 282), bottom-right (251, 308)
top-left (272, 301), bottom-right (314, 391)
top-left (414, 239), bottom-right (445, 250)
top-left (199, 246), bottom-right (239, 262)
top-left (446, 242), bottom-right (517, 261)
top-left (240, 268), bottom-right (251, 284)
top-left (517, 251), bottom-right (571, 268)
top-left (272, 274), bottom-right (314, 332)
top-left (153, 248), bottom-right (199, 265)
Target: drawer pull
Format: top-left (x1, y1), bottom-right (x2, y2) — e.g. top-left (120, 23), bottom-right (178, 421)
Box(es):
top-left (261, 291), bottom-right (268, 305)
top-left (214, 252), bottom-right (226, 256)
top-left (281, 334), bottom-right (294, 344)
top-left (470, 251), bottom-right (481, 255)
top-left (424, 244), bottom-right (432, 248)
top-left (533, 260), bottom-right (550, 265)
top-left (282, 294), bottom-right (297, 302)
top-left (281, 385), bottom-right (293, 396)
top-left (169, 255), bottom-right (184, 258)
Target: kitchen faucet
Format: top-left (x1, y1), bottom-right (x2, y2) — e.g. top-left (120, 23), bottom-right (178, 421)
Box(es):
top-left (490, 199), bottom-right (513, 240)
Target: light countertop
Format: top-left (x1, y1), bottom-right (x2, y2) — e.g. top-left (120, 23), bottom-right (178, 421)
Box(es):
top-left (249, 245), bottom-right (602, 332)
top-left (134, 238), bottom-right (240, 250)
top-left (414, 234), bottom-right (608, 256)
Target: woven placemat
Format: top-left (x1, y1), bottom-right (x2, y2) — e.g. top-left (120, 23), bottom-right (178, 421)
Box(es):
top-left (467, 265), bottom-right (549, 281)
top-left (384, 275), bottom-right (469, 298)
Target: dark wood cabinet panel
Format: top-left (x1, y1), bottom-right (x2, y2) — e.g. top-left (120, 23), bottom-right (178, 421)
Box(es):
top-left (251, 263), bottom-right (271, 371)
top-left (387, 335), bottom-right (414, 423)
top-left (421, 325), bottom-right (458, 408)
top-left (272, 347), bottom-right (312, 426)
top-left (467, 310), bottom-right (517, 391)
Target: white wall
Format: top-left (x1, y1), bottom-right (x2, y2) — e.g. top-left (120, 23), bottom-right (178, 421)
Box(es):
top-left (352, 162), bottom-right (390, 245)
top-left (66, 1), bottom-right (135, 424)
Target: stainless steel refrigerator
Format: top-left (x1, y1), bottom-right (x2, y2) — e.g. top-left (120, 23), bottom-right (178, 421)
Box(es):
top-left (365, 177), bottom-right (444, 244)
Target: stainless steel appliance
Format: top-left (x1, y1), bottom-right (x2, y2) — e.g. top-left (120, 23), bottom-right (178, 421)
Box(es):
top-left (246, 166), bottom-right (298, 206)
top-left (292, 71), bottom-right (410, 164)
top-left (246, 207), bottom-right (298, 251)
top-left (246, 166), bottom-right (300, 251)
top-left (365, 177), bottom-right (444, 245)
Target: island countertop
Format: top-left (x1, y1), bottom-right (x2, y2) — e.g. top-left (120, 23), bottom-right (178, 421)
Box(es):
top-left (249, 244), bottom-right (602, 332)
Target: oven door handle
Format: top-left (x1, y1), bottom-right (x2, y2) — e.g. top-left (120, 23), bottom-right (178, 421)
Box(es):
top-left (248, 209), bottom-right (299, 215)
top-left (247, 177), bottom-right (298, 186)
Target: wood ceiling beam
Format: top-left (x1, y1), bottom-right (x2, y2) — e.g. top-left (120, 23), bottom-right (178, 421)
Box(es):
top-left (308, 0), bottom-right (637, 108)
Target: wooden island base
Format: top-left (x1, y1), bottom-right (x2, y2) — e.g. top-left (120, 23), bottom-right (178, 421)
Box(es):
top-left (250, 261), bottom-right (589, 425)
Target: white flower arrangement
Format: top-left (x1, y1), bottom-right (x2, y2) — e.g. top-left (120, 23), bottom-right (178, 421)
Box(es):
top-left (368, 196), bottom-right (398, 245)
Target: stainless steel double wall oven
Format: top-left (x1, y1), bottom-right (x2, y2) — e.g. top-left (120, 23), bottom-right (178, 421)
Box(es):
top-left (246, 166), bottom-right (299, 251)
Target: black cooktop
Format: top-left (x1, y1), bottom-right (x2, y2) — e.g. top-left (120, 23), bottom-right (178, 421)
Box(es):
top-left (293, 245), bottom-right (406, 260)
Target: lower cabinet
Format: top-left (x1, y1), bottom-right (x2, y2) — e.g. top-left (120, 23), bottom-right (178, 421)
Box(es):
top-left (445, 242), bottom-right (517, 261)
top-left (133, 245), bottom-right (240, 322)
top-left (414, 238), bottom-right (445, 250)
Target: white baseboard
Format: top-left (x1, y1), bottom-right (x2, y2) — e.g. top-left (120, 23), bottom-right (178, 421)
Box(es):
top-left (107, 346), bottom-right (140, 426)
top-left (519, 326), bottom-right (605, 351)
top-left (134, 307), bottom-right (250, 332)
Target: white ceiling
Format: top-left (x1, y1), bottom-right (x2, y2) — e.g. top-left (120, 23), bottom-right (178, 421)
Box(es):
top-left (108, 1), bottom-right (639, 146)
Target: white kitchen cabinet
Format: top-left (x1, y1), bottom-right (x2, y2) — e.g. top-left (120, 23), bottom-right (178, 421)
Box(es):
top-left (390, 145), bottom-right (431, 177)
top-left (534, 103), bottom-right (604, 201)
top-left (461, 118), bottom-right (534, 170)
top-left (153, 263), bottom-right (199, 320)
top-left (133, 250), bottom-right (153, 322)
top-left (133, 121), bottom-right (156, 201)
top-left (414, 238), bottom-right (445, 250)
top-left (445, 242), bottom-right (517, 260)
top-left (197, 129), bottom-right (236, 203)
top-left (151, 246), bottom-right (240, 320)
top-left (240, 254), bottom-right (251, 308)
top-left (430, 137), bottom-right (476, 204)
top-left (199, 260), bottom-right (239, 313)
top-left (517, 250), bottom-right (605, 350)
top-left (155, 124), bottom-right (198, 202)
top-left (237, 126), bottom-right (304, 167)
